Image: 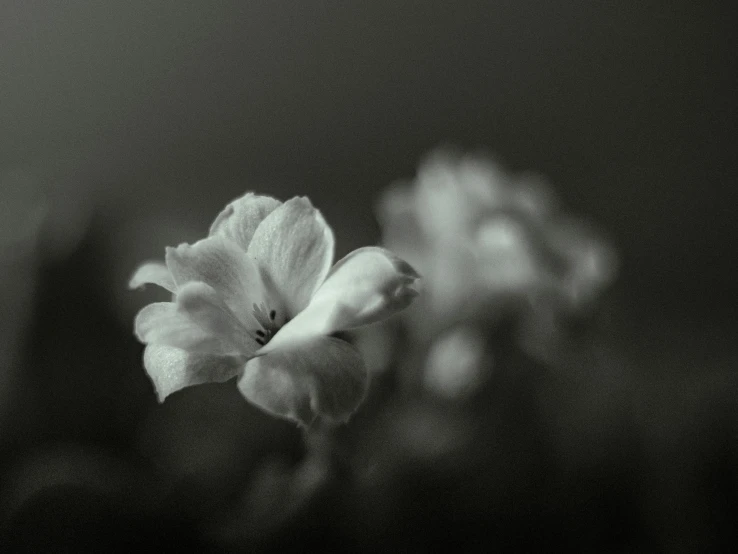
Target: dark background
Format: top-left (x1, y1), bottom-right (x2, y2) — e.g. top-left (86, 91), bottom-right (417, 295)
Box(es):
top-left (1, 2), bottom-right (736, 551)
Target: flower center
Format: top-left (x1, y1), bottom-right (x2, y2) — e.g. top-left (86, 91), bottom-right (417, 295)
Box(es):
top-left (251, 302), bottom-right (281, 346)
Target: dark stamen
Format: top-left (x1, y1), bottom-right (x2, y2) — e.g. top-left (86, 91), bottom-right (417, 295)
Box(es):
top-left (255, 330), bottom-right (265, 337)
top-left (269, 310), bottom-right (276, 320)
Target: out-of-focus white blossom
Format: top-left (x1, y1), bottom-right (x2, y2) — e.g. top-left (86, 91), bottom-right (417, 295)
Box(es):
top-left (130, 193), bottom-right (420, 427)
top-left (378, 149), bottom-right (617, 332)
top-left (352, 321), bottom-right (399, 376)
top-left (542, 216), bottom-right (619, 314)
top-left (422, 326), bottom-right (490, 400)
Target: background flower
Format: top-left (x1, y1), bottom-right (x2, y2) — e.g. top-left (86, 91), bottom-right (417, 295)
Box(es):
top-left (379, 149), bottom-right (616, 330)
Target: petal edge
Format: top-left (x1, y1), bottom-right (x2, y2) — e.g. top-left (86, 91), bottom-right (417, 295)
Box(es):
top-left (247, 197), bottom-right (335, 317)
top-left (209, 192), bottom-right (282, 251)
top-left (129, 261), bottom-right (176, 292)
top-left (262, 247), bottom-right (420, 351)
top-left (143, 344), bottom-right (244, 401)
top-left (237, 336), bottom-right (368, 427)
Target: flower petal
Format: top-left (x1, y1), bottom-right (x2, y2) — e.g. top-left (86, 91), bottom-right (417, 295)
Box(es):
top-left (237, 336), bottom-right (368, 427)
top-left (415, 150), bottom-right (507, 237)
top-left (247, 197), bottom-right (335, 317)
top-left (475, 215), bottom-right (544, 294)
top-left (543, 217), bottom-right (618, 310)
top-left (134, 301), bottom-right (238, 355)
top-left (176, 282), bottom-right (260, 356)
top-left (262, 247), bottom-right (419, 351)
top-left (143, 344), bottom-right (244, 401)
top-left (377, 183), bottom-right (429, 271)
top-left (509, 171), bottom-right (557, 218)
top-left (165, 235), bottom-right (269, 324)
top-left (421, 240), bottom-right (478, 321)
top-left (128, 261), bottom-right (176, 292)
top-left (423, 326), bottom-right (490, 400)
top-left (209, 192), bottom-right (282, 251)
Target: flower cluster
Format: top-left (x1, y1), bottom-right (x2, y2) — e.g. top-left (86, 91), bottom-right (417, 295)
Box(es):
top-left (379, 149), bottom-right (617, 331)
top-left (372, 149), bottom-right (617, 396)
top-left (130, 193), bottom-right (420, 426)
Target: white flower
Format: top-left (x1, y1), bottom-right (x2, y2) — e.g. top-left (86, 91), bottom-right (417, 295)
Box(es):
top-left (130, 193), bottom-right (420, 426)
top-left (422, 326), bottom-right (490, 400)
top-left (378, 149), bottom-right (616, 327)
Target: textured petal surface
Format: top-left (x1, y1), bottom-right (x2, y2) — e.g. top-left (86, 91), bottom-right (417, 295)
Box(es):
top-left (209, 192), bottom-right (282, 252)
top-left (166, 235), bottom-right (268, 324)
top-left (176, 282), bottom-right (261, 356)
top-left (134, 301), bottom-right (237, 355)
top-left (237, 336), bottom-right (368, 427)
top-left (128, 261), bottom-right (176, 292)
top-left (263, 247), bottom-right (420, 351)
top-left (247, 197), bottom-right (335, 317)
top-left (143, 344), bottom-right (244, 401)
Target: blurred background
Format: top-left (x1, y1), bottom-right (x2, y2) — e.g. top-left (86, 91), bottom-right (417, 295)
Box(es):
top-left (1, 1), bottom-right (736, 551)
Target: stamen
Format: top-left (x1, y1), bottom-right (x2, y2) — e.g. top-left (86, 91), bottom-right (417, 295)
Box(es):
top-left (251, 303), bottom-right (281, 346)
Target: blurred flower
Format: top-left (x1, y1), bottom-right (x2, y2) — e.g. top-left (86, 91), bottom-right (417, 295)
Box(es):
top-left (351, 320), bottom-right (400, 376)
top-left (130, 193), bottom-right (420, 427)
top-left (378, 149), bottom-right (617, 333)
top-left (422, 326), bottom-right (491, 400)
top-left (540, 216), bottom-right (618, 314)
